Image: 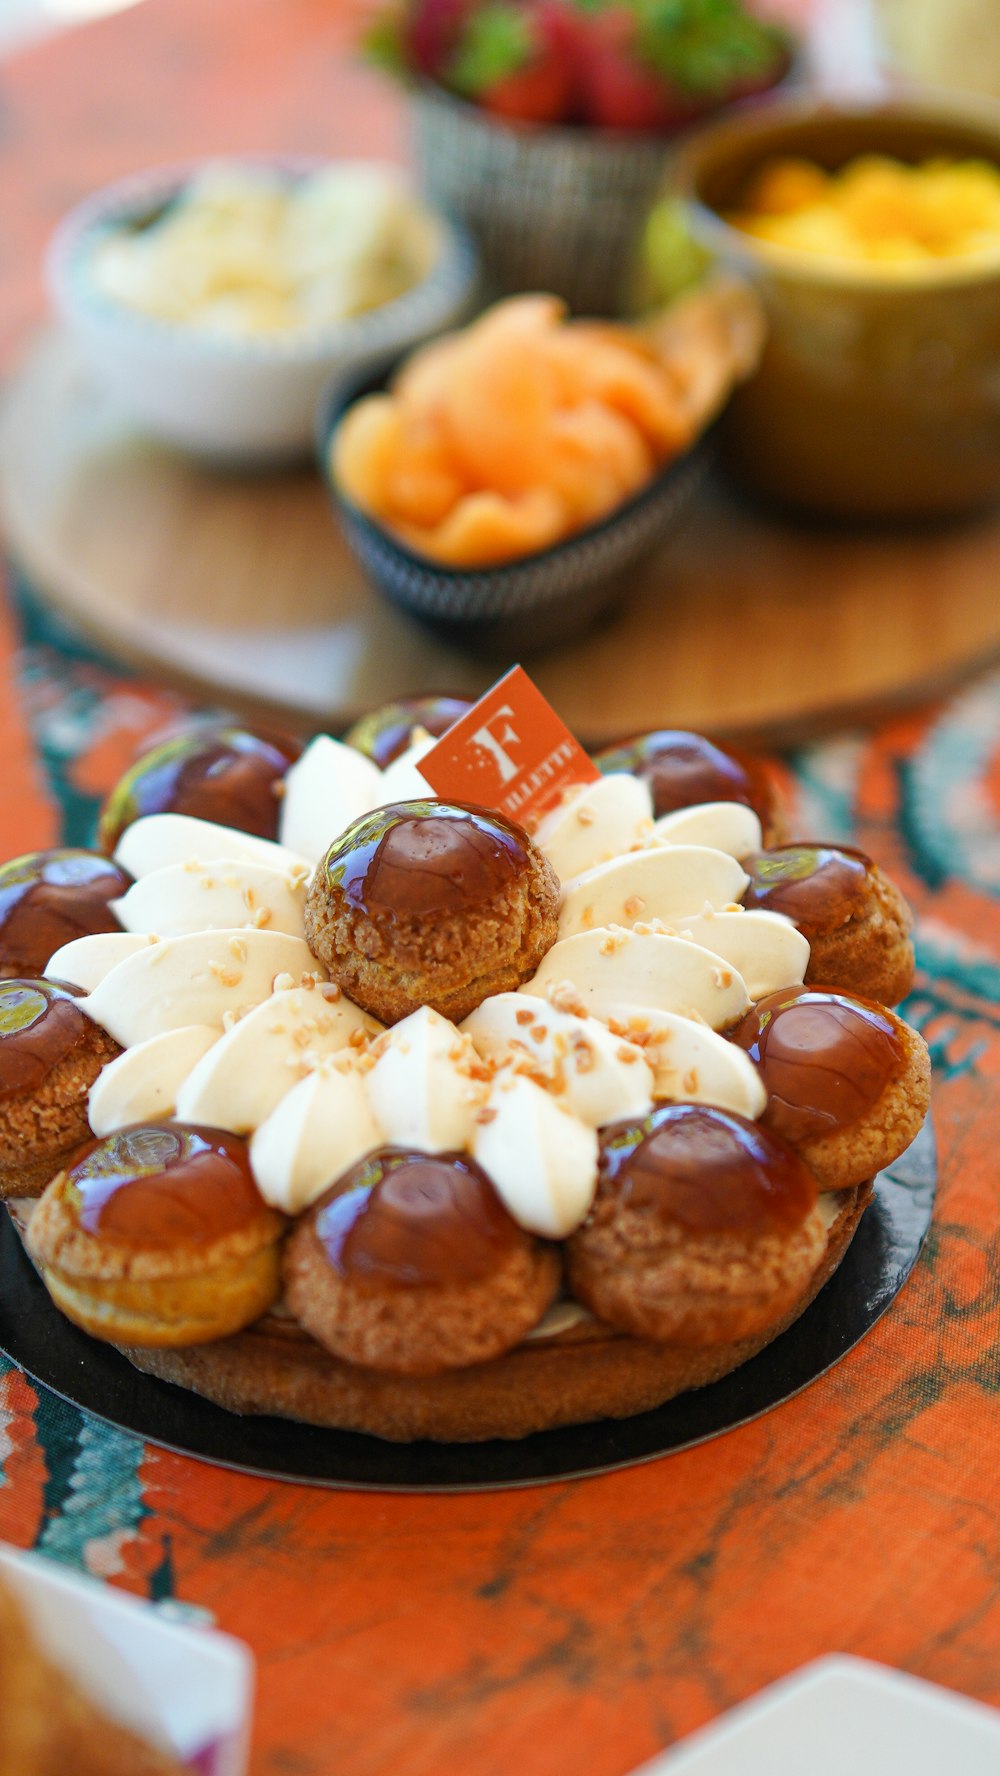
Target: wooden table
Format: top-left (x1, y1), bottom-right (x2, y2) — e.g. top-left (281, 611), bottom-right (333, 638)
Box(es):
top-left (3, 0), bottom-right (999, 743)
top-left (5, 327), bottom-right (1000, 742)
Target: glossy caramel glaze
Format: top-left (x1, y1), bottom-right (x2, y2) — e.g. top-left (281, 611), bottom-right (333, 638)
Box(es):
top-left (61, 1123), bottom-right (265, 1246)
top-left (0, 849), bottom-right (131, 977)
top-left (316, 1148), bottom-right (524, 1288)
top-left (323, 801), bottom-right (533, 919)
top-left (599, 1103), bottom-right (815, 1235)
top-left (344, 697), bottom-right (473, 770)
top-left (742, 843), bottom-right (873, 931)
top-left (0, 978), bottom-right (90, 1100)
top-left (594, 729), bottom-right (776, 823)
top-left (97, 724), bottom-right (303, 852)
top-left (731, 985), bottom-right (905, 1144)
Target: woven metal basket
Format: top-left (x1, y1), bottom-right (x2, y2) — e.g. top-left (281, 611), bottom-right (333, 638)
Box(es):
top-left (409, 84), bottom-right (673, 316)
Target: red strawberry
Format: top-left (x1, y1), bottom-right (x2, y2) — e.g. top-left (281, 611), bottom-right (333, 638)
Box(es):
top-left (577, 6), bottom-right (705, 132)
top-left (484, 0), bottom-right (582, 120)
top-left (575, 0), bottom-right (793, 132)
top-left (408, 0), bottom-right (477, 81)
top-left (483, 58), bottom-right (573, 122)
top-left (449, 0), bottom-right (577, 124)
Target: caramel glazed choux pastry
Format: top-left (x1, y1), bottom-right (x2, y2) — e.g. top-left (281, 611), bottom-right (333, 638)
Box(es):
top-left (303, 799), bottom-right (560, 1025)
top-left (27, 1123), bottom-right (285, 1346)
top-left (0, 979), bottom-right (120, 1199)
top-left (2, 708), bottom-right (931, 1442)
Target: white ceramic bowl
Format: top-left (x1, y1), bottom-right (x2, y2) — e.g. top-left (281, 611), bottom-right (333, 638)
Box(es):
top-left (46, 157), bottom-right (479, 463)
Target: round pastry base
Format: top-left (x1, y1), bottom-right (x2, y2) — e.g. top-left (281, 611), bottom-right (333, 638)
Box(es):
top-left (0, 1124), bottom-right (934, 1490)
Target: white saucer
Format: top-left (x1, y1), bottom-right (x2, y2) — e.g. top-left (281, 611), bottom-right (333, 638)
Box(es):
top-left (637, 1656), bottom-right (1000, 1776)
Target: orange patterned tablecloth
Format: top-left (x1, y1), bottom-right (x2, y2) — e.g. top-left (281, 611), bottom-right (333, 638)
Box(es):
top-left (1, 6), bottom-right (999, 1774)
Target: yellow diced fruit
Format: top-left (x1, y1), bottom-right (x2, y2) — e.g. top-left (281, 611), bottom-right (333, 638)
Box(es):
top-left (743, 157), bottom-right (830, 216)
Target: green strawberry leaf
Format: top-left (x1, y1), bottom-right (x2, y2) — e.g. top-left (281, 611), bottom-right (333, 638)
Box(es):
top-left (448, 3), bottom-right (536, 94)
top-left (634, 0), bottom-right (790, 95)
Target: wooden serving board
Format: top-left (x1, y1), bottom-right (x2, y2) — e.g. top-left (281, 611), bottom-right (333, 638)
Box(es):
top-left (3, 329), bottom-right (1000, 744)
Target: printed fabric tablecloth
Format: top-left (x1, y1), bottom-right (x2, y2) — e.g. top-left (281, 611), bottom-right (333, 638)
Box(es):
top-left (0, 564), bottom-right (998, 1776)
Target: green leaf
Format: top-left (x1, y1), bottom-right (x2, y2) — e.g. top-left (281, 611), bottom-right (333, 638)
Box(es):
top-left (448, 3), bottom-right (536, 95)
top-left (633, 0), bottom-right (790, 96)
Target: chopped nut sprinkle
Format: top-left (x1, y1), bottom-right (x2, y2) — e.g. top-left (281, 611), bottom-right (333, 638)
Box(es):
top-left (624, 895), bottom-right (645, 917)
top-left (515, 1007), bottom-right (535, 1026)
top-left (547, 981), bottom-right (586, 1017)
top-left (476, 1107), bottom-right (498, 1125)
top-left (209, 962), bottom-right (243, 988)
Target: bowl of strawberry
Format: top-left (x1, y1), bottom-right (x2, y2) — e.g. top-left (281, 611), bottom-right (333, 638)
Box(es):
top-left (368, 0), bottom-right (794, 314)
